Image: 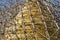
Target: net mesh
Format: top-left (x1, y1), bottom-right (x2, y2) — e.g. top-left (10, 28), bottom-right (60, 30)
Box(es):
top-left (0, 0), bottom-right (60, 40)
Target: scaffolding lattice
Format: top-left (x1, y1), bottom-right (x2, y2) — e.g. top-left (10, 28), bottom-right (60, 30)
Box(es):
top-left (0, 0), bottom-right (60, 40)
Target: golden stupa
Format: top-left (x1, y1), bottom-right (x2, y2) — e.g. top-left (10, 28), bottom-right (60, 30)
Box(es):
top-left (0, 0), bottom-right (60, 40)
